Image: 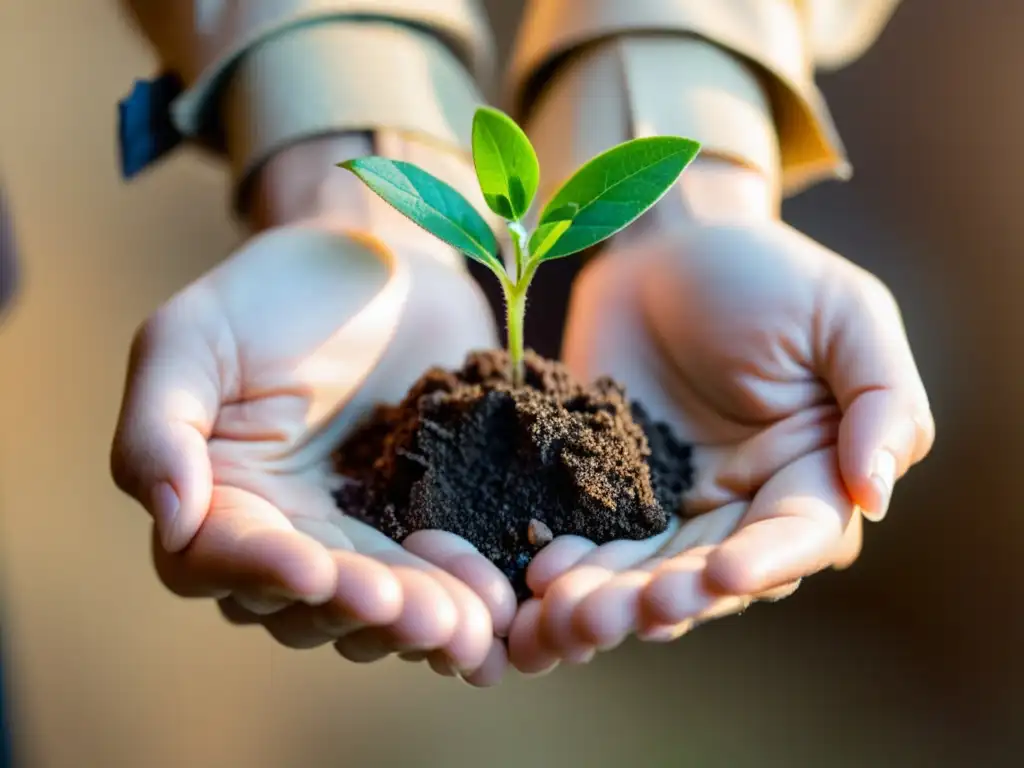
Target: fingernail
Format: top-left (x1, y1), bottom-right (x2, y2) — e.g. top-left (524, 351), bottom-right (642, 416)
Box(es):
top-left (231, 593), bottom-right (290, 616)
top-left (314, 614), bottom-right (364, 637)
top-left (150, 482), bottom-right (180, 550)
top-left (639, 621), bottom-right (692, 642)
top-left (523, 663), bottom-right (559, 678)
top-left (866, 450), bottom-right (897, 522)
top-left (398, 651), bottom-right (430, 663)
top-left (698, 595), bottom-right (751, 622)
top-left (564, 647), bottom-right (596, 665)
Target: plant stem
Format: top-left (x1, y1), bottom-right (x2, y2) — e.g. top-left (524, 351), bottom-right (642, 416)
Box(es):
top-left (505, 283), bottom-right (527, 387)
top-left (504, 222), bottom-right (536, 387)
top-left (505, 258), bottom-right (539, 387)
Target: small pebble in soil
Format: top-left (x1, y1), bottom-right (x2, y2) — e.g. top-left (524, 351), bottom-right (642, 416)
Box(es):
top-left (527, 519), bottom-right (554, 547)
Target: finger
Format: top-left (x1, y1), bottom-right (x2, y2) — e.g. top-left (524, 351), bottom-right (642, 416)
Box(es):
top-left (635, 620), bottom-right (694, 643)
top-left (461, 638), bottom-right (509, 688)
top-left (538, 565), bottom-right (619, 656)
top-left (268, 551), bottom-right (406, 645)
top-left (687, 405), bottom-right (839, 514)
top-left (537, 522), bottom-right (680, 654)
top-left (831, 509), bottom-right (863, 571)
top-left (231, 593), bottom-right (292, 616)
top-left (427, 652), bottom-right (458, 677)
top-left (572, 519), bottom-right (680, 571)
top-left (639, 550), bottom-right (717, 627)
top-left (407, 564), bottom-right (492, 674)
top-left (577, 509), bottom-right (740, 646)
top-left (704, 448), bottom-right (853, 596)
top-left (641, 593), bottom-right (752, 640)
top-left (838, 391), bottom-right (932, 521)
top-left (110, 302), bottom-right (219, 552)
top-left (634, 565), bottom-right (749, 638)
top-left (571, 543), bottom-right (717, 650)
top-left (637, 578), bottom-right (801, 642)
top-left (217, 598), bottom-right (339, 650)
top-left (637, 508), bottom-right (752, 628)
top-left (526, 536), bottom-right (596, 597)
top-left (573, 569), bottom-right (652, 651)
top-left (403, 530), bottom-right (516, 638)
top-left (507, 599), bottom-right (560, 675)
top-left (564, 512), bottom-right (733, 651)
top-left (652, 505), bottom-right (744, 558)
top-left (398, 651), bottom-right (430, 662)
top-left (317, 550), bottom-right (404, 633)
top-left (327, 520), bottom-right (462, 652)
top-left (259, 604), bottom-right (336, 649)
top-left (334, 629), bottom-right (396, 664)
top-left (756, 579), bottom-right (802, 602)
top-left (216, 596), bottom-right (262, 626)
top-left (364, 553), bottom-right (459, 651)
top-left (151, 487), bottom-right (337, 603)
top-left (822, 277), bottom-right (935, 521)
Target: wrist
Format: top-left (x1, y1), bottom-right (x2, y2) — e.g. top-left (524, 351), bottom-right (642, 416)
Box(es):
top-left (648, 154), bottom-right (778, 232)
top-left (246, 131), bottom-right (486, 276)
top-left (246, 134), bottom-right (375, 232)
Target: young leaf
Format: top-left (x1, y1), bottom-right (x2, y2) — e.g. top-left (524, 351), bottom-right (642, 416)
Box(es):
top-left (471, 107), bottom-right (540, 221)
top-left (341, 156), bottom-right (502, 274)
top-left (528, 219), bottom-right (573, 263)
top-left (534, 136), bottom-right (701, 261)
top-left (539, 202), bottom-right (579, 224)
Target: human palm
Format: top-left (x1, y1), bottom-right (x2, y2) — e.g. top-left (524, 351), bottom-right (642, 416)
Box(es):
top-left (509, 220), bottom-right (935, 671)
top-left (112, 219), bottom-right (515, 684)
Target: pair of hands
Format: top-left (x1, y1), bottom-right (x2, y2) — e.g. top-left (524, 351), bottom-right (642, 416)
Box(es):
top-left (109, 155), bottom-right (933, 686)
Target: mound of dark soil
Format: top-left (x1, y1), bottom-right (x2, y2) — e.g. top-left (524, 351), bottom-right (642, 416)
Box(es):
top-left (333, 350), bottom-right (692, 600)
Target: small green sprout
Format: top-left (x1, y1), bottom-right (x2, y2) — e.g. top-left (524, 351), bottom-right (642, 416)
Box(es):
top-left (340, 107), bottom-right (700, 386)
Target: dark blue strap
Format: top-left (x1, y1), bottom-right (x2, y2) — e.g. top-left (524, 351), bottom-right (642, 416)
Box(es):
top-left (117, 73), bottom-right (185, 179)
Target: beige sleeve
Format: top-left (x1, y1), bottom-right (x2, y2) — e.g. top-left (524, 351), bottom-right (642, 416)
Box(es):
top-left (508, 0), bottom-right (901, 197)
top-left (121, 0), bottom-right (494, 213)
top-left (801, 0), bottom-right (903, 70)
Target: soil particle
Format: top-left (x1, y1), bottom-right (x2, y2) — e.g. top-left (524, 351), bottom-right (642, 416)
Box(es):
top-left (333, 350), bottom-right (693, 600)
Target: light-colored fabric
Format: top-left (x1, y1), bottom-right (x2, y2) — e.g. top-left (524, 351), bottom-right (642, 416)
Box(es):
top-left (509, 0), bottom-right (902, 195)
top-left (797, 0), bottom-right (903, 70)
top-left (122, 0), bottom-right (901, 207)
top-left (222, 22), bottom-right (486, 213)
top-left (121, 0), bottom-right (494, 137)
top-left (525, 36), bottom-right (780, 217)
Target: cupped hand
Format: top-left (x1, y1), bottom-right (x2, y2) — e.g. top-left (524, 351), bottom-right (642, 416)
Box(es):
top-left (509, 217), bottom-right (935, 673)
top-left (110, 218), bottom-right (515, 685)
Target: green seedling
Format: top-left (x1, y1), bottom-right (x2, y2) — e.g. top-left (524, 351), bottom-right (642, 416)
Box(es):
top-left (340, 107), bottom-right (701, 386)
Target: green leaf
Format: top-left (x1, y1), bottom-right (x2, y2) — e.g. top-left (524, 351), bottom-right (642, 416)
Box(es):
top-left (471, 107), bottom-right (540, 221)
top-left (528, 219), bottom-right (573, 263)
top-left (535, 136), bottom-right (701, 261)
top-left (539, 202), bottom-right (580, 224)
top-left (484, 193), bottom-right (514, 220)
top-left (340, 156), bottom-right (502, 274)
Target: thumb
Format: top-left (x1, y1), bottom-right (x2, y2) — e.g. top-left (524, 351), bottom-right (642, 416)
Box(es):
top-left (821, 275), bottom-right (936, 521)
top-left (111, 300), bottom-right (220, 551)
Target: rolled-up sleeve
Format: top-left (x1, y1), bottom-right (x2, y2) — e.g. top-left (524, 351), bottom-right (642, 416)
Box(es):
top-left (507, 0), bottom-right (901, 197)
top-left (121, 0), bottom-right (494, 210)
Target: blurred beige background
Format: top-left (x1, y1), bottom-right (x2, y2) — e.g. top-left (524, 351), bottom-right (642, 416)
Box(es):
top-left (0, 0), bottom-right (1021, 766)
